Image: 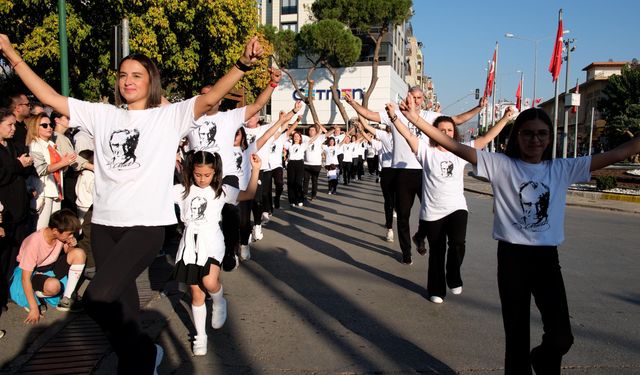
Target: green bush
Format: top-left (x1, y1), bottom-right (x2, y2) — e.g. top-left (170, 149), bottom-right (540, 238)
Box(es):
top-left (595, 176), bottom-right (618, 191)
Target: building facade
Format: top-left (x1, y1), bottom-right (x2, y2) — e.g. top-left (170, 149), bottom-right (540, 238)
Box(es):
top-left (258, 0), bottom-right (421, 125)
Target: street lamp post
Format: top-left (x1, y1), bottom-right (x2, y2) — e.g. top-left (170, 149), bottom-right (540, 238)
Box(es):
top-left (505, 31), bottom-right (570, 107)
top-left (562, 38), bottom-right (576, 158)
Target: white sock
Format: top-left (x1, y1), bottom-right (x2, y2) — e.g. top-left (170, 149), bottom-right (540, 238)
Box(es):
top-left (63, 264), bottom-right (85, 299)
top-left (192, 303), bottom-right (207, 337)
top-left (209, 286), bottom-right (224, 305)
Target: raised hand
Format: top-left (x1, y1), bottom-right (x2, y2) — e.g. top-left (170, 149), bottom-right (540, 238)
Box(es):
top-left (384, 103), bottom-right (396, 119)
top-left (250, 153), bottom-right (262, 169)
top-left (293, 100), bottom-right (303, 113)
top-left (269, 67), bottom-right (282, 84)
top-left (242, 36), bottom-right (264, 66)
top-left (0, 34), bottom-right (20, 65)
top-left (502, 106), bottom-right (515, 120)
top-left (344, 92), bottom-right (354, 105)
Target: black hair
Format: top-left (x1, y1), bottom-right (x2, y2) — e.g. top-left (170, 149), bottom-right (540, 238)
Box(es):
top-left (505, 108), bottom-right (554, 161)
top-left (48, 209), bottom-right (81, 233)
top-left (0, 108), bottom-right (14, 122)
top-left (181, 151), bottom-right (223, 199)
top-left (236, 127), bottom-right (248, 151)
top-left (429, 116), bottom-right (459, 147)
top-left (78, 149), bottom-right (94, 164)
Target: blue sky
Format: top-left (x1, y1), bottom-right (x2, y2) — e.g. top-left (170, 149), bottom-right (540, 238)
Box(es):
top-left (411, 0), bottom-right (639, 117)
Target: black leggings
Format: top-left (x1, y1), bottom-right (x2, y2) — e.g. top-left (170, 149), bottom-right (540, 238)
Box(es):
top-left (271, 167), bottom-right (284, 210)
top-left (416, 210), bottom-right (468, 298)
top-left (287, 160), bottom-right (304, 204)
top-left (367, 155), bottom-right (379, 175)
top-left (342, 161), bottom-right (352, 185)
top-left (84, 224), bottom-right (164, 374)
top-left (238, 200), bottom-right (252, 245)
top-left (393, 169), bottom-right (422, 256)
top-left (497, 242), bottom-right (573, 375)
top-left (379, 168), bottom-right (395, 229)
top-left (31, 252), bottom-right (71, 292)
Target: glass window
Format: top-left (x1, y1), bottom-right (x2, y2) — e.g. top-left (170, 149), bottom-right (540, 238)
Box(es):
top-left (281, 22), bottom-right (297, 32)
top-left (281, 0), bottom-right (297, 15)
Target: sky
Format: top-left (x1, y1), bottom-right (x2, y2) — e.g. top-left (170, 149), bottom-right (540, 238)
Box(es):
top-left (411, 0), bottom-right (639, 118)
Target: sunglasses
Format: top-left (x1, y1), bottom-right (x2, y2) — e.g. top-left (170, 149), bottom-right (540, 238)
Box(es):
top-left (39, 123), bottom-right (53, 129)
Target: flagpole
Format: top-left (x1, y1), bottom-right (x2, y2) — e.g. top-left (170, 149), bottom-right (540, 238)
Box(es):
top-left (491, 42), bottom-right (498, 152)
top-left (551, 9), bottom-right (563, 159)
top-left (588, 106), bottom-right (595, 156)
top-left (573, 78), bottom-right (579, 157)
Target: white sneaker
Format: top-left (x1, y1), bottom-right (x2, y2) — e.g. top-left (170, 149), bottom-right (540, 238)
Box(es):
top-left (297, 202), bottom-right (303, 207)
top-left (429, 296), bottom-right (444, 304)
top-left (261, 212), bottom-right (271, 225)
top-left (211, 297), bottom-right (227, 329)
top-left (153, 344), bottom-right (164, 375)
top-left (192, 335), bottom-right (207, 356)
top-left (34, 291), bottom-right (46, 298)
top-left (252, 225), bottom-right (263, 241)
top-left (240, 245), bottom-right (251, 261)
top-left (393, 211), bottom-right (397, 218)
top-left (450, 286), bottom-right (463, 295)
top-left (386, 229), bottom-right (394, 242)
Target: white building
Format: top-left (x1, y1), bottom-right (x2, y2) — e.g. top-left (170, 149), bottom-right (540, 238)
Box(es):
top-left (258, 0), bottom-right (412, 125)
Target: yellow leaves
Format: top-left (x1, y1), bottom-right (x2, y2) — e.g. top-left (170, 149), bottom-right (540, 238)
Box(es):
top-left (0, 0), bottom-right (13, 14)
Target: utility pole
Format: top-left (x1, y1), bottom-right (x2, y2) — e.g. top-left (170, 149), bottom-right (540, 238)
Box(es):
top-left (57, 0), bottom-right (69, 96)
top-left (562, 38), bottom-right (575, 158)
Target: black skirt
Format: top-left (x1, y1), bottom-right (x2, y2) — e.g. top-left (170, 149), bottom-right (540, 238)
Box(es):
top-left (172, 257), bottom-right (221, 285)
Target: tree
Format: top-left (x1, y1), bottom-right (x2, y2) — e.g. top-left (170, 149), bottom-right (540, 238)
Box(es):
top-left (0, 0), bottom-right (269, 103)
top-left (598, 63), bottom-right (640, 149)
top-left (311, 0), bottom-right (412, 108)
top-left (298, 19), bottom-right (361, 125)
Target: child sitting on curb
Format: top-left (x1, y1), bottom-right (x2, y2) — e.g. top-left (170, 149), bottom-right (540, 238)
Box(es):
top-left (10, 209), bottom-right (85, 323)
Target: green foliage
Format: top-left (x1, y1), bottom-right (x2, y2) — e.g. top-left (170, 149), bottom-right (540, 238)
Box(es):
top-left (595, 175), bottom-right (617, 191)
top-left (598, 63), bottom-right (640, 148)
top-left (0, 0), bottom-right (269, 102)
top-left (298, 19), bottom-right (361, 69)
top-left (311, 0), bottom-right (412, 34)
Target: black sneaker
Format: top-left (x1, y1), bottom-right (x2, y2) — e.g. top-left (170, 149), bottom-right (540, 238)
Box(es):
top-left (57, 297), bottom-right (83, 312)
top-left (401, 254), bottom-right (413, 265)
top-left (412, 234), bottom-right (427, 256)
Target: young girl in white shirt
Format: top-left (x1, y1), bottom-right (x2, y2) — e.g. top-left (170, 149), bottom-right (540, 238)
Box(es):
top-left (391, 99), bottom-right (640, 375)
top-left (1, 32), bottom-right (263, 374)
top-left (174, 151), bottom-right (260, 356)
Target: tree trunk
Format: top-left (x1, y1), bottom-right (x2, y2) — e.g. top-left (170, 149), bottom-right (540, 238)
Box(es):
top-left (363, 31), bottom-right (385, 108)
top-left (326, 64), bottom-right (351, 126)
top-left (306, 66), bottom-right (321, 124)
top-left (282, 67), bottom-right (320, 125)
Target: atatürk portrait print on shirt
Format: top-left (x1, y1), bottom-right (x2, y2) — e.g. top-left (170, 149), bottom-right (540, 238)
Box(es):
top-left (514, 181), bottom-right (550, 232)
top-left (108, 129), bottom-right (140, 170)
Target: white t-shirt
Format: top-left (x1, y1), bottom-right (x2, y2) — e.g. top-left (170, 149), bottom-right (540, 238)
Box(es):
top-left (474, 151), bottom-right (592, 246)
top-left (244, 124), bottom-right (272, 171)
top-left (238, 142), bottom-right (257, 191)
top-left (378, 109), bottom-right (443, 169)
top-left (188, 107), bottom-right (246, 178)
top-left (416, 140), bottom-right (473, 221)
top-left (285, 142), bottom-right (306, 161)
top-left (333, 133), bottom-right (346, 154)
top-left (304, 134), bottom-right (326, 165)
top-left (68, 97), bottom-right (198, 226)
top-left (173, 184), bottom-right (239, 265)
top-left (268, 133), bottom-right (287, 170)
top-left (327, 169), bottom-right (338, 180)
top-left (341, 142), bottom-right (355, 163)
top-left (374, 129), bottom-right (393, 168)
top-left (323, 145), bottom-right (339, 166)
top-left (75, 169), bottom-right (95, 209)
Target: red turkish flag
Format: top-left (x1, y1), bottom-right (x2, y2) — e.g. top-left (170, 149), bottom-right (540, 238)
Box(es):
top-left (548, 11), bottom-right (564, 82)
top-left (484, 47), bottom-right (497, 97)
top-left (515, 79), bottom-right (522, 111)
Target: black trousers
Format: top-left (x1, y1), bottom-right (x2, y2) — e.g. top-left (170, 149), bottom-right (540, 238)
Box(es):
top-left (367, 155), bottom-right (379, 175)
top-left (351, 156), bottom-right (361, 179)
top-left (250, 170), bottom-right (267, 224)
top-left (271, 167), bottom-right (284, 210)
top-left (497, 241), bottom-right (574, 375)
top-left (356, 156), bottom-right (365, 179)
top-left (0, 218), bottom-right (31, 311)
top-left (328, 179), bottom-right (338, 193)
top-left (303, 164), bottom-right (321, 199)
top-left (342, 161), bottom-right (352, 185)
top-left (394, 169), bottom-right (422, 257)
top-left (260, 169), bottom-right (273, 215)
top-left (238, 200), bottom-right (252, 245)
top-left (84, 224), bottom-right (164, 374)
top-left (379, 168), bottom-right (395, 229)
top-left (416, 210), bottom-right (468, 298)
top-left (287, 160), bottom-right (304, 205)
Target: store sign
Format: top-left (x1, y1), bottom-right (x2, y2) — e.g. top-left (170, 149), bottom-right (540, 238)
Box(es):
top-left (292, 88), bottom-right (365, 101)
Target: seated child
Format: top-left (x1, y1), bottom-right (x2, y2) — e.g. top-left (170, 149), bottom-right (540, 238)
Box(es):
top-left (10, 209), bottom-right (86, 323)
